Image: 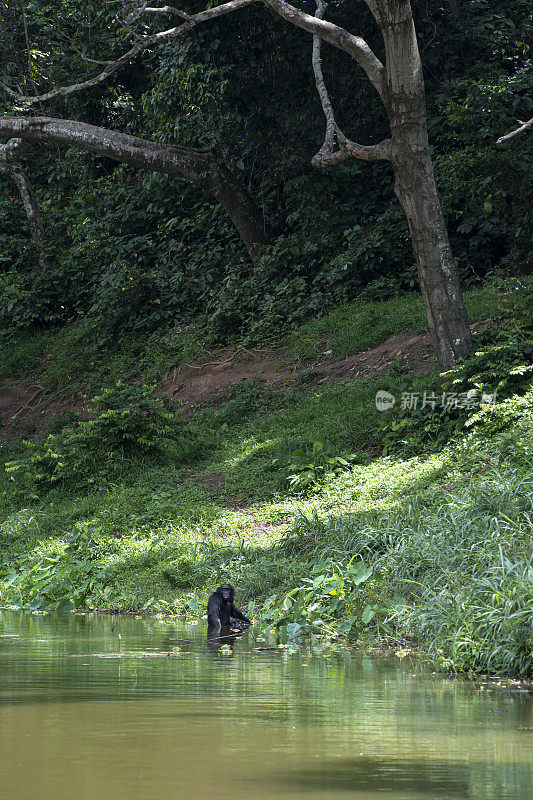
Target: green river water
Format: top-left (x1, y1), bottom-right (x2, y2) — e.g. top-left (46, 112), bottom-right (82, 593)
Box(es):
top-left (0, 610), bottom-right (531, 800)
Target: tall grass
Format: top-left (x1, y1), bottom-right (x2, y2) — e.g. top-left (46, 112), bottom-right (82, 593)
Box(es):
top-left (281, 467), bottom-right (533, 676)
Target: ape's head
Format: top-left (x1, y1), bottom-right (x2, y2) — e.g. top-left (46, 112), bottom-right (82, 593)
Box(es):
top-left (217, 583), bottom-right (234, 602)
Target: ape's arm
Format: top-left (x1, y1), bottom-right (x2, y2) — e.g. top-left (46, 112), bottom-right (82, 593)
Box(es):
top-left (231, 604), bottom-right (251, 624)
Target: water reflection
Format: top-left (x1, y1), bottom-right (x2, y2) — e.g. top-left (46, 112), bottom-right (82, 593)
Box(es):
top-left (280, 756), bottom-right (470, 796)
top-left (0, 610), bottom-right (531, 800)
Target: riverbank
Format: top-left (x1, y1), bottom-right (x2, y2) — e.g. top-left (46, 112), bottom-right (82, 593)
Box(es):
top-left (1, 288), bottom-right (532, 678)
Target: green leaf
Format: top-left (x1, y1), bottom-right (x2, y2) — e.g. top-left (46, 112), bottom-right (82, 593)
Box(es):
top-left (338, 615), bottom-right (357, 634)
top-left (286, 622), bottom-right (302, 640)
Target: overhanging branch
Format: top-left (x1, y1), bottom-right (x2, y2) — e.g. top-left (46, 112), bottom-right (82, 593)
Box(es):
top-left (1, 0), bottom-right (385, 106)
top-left (0, 116), bottom-right (268, 261)
top-left (263, 0), bottom-right (384, 97)
top-left (0, 0), bottom-right (257, 106)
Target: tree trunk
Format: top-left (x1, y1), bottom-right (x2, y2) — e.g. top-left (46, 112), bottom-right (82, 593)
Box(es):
top-left (391, 131), bottom-right (472, 370)
top-left (0, 117), bottom-right (269, 264)
top-left (376, 1), bottom-right (472, 370)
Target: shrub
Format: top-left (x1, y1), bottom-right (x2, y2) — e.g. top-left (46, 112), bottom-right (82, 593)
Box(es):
top-left (278, 463), bottom-right (533, 675)
top-left (403, 553), bottom-right (533, 676)
top-left (258, 557), bottom-right (404, 644)
top-left (379, 320), bottom-right (533, 455)
top-left (272, 438), bottom-right (357, 493)
top-left (5, 382), bottom-right (200, 496)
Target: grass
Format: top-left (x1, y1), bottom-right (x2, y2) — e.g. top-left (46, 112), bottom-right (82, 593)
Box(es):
top-left (281, 461), bottom-right (533, 675)
top-left (1, 412), bottom-right (531, 674)
top-left (0, 284), bottom-right (502, 394)
top-left (0, 317), bottom-right (207, 392)
top-left (0, 285), bottom-right (531, 677)
top-left (290, 285), bottom-right (500, 361)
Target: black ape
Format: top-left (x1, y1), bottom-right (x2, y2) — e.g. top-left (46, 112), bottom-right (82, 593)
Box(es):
top-left (207, 584), bottom-right (251, 628)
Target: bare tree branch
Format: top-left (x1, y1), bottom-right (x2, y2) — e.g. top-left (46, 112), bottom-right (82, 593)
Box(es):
top-left (335, 126), bottom-right (391, 160)
top-left (263, 0), bottom-right (384, 97)
top-left (0, 137), bottom-right (29, 161)
top-left (0, 0), bottom-right (257, 106)
top-left (311, 0), bottom-right (335, 162)
top-left (21, 3), bottom-right (39, 98)
top-left (0, 138), bottom-right (47, 266)
top-left (313, 125), bottom-right (392, 166)
top-left (496, 117), bottom-right (533, 145)
top-left (135, 5), bottom-right (191, 19)
top-left (1, 0), bottom-right (385, 106)
top-left (311, 1), bottom-right (391, 167)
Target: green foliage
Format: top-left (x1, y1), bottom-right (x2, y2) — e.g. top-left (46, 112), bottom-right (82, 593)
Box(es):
top-left (465, 389), bottom-right (533, 439)
top-left (272, 438), bottom-right (357, 493)
top-left (379, 288), bottom-right (533, 455)
top-left (214, 381), bottom-right (267, 426)
top-left (1, 523), bottom-right (115, 612)
top-left (279, 461), bottom-right (533, 675)
top-left (5, 382), bottom-right (200, 496)
top-left (0, 329), bottom-right (47, 382)
top-left (496, 275), bottom-right (533, 333)
top-left (160, 555), bottom-right (211, 591)
top-left (443, 333), bottom-right (533, 404)
top-left (258, 557), bottom-right (404, 644)
top-left (2, 1), bottom-right (529, 347)
top-left (404, 552), bottom-right (533, 677)
top-left (290, 287), bottom-right (498, 362)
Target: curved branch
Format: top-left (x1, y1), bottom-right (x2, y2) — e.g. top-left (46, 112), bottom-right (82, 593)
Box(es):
top-left (310, 2), bottom-right (391, 168)
top-left (263, 0), bottom-right (384, 97)
top-left (0, 0), bottom-right (257, 106)
top-left (0, 116), bottom-right (268, 261)
top-left (0, 137), bottom-right (29, 161)
top-left (312, 0), bottom-right (336, 161)
top-left (313, 126), bottom-right (391, 167)
top-left (337, 126), bottom-right (392, 160)
top-left (135, 5), bottom-right (191, 18)
top-left (1, 0), bottom-right (384, 107)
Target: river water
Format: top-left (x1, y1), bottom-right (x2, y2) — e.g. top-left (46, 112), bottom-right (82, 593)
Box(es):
top-left (0, 610), bottom-right (531, 800)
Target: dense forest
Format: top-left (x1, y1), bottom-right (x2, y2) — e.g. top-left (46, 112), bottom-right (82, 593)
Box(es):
top-left (0, 1), bottom-right (532, 678)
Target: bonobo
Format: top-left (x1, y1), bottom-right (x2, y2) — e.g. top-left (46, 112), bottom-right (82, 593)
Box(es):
top-left (207, 584), bottom-right (251, 629)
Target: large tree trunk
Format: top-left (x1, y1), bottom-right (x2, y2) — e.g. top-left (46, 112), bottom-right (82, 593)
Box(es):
top-left (377, 1), bottom-right (472, 369)
top-left (391, 125), bottom-right (472, 369)
top-left (0, 117), bottom-right (269, 263)
top-left (1, 0), bottom-right (476, 366)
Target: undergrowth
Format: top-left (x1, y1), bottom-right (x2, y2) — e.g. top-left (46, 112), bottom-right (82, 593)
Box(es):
top-left (0, 285), bottom-right (531, 678)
